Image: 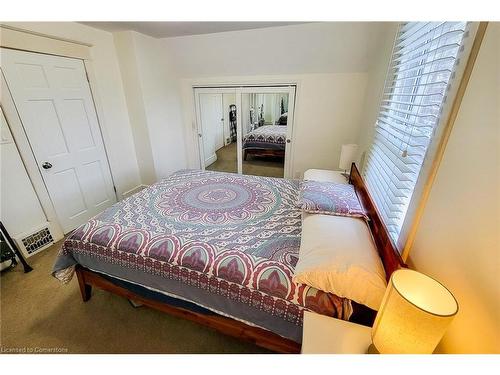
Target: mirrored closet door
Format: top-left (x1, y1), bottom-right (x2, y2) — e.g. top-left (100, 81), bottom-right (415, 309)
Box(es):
top-left (194, 86), bottom-right (295, 178)
top-left (240, 88), bottom-right (294, 178)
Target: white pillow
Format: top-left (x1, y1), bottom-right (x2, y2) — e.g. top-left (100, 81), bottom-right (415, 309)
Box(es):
top-left (303, 169), bottom-right (347, 184)
top-left (293, 214), bottom-right (387, 311)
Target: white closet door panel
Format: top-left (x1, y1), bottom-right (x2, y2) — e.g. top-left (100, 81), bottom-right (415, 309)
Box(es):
top-left (14, 62), bottom-right (50, 88)
top-left (60, 99), bottom-right (96, 150)
top-left (80, 160), bottom-right (111, 207)
top-left (25, 99), bottom-right (70, 158)
top-left (52, 65), bottom-right (84, 89)
top-left (51, 167), bottom-right (89, 220)
top-left (1, 48), bottom-right (116, 233)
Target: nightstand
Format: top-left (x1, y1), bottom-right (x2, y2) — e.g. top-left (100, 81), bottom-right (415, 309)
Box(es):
top-left (301, 311), bottom-right (372, 354)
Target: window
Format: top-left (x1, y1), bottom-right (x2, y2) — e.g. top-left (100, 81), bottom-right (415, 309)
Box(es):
top-left (363, 22), bottom-right (469, 246)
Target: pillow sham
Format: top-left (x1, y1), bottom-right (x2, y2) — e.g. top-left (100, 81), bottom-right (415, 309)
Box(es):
top-left (293, 214), bottom-right (387, 311)
top-left (298, 180), bottom-right (367, 219)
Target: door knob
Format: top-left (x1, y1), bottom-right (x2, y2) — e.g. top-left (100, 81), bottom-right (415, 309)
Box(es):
top-left (42, 162), bottom-right (52, 170)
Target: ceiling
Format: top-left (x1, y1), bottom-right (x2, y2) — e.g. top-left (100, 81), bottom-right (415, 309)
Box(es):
top-left (81, 22), bottom-right (306, 38)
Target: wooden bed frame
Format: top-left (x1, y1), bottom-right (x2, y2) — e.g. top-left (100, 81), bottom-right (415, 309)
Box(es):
top-left (348, 163), bottom-right (406, 281)
top-left (75, 163), bottom-right (405, 353)
top-left (243, 148), bottom-right (285, 161)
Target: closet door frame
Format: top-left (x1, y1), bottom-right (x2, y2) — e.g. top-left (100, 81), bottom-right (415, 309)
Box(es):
top-left (193, 85), bottom-right (296, 178)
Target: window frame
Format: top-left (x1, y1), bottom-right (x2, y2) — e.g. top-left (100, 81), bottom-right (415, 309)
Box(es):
top-left (362, 22), bottom-right (482, 259)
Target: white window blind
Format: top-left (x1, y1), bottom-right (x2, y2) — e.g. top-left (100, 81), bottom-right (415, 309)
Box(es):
top-left (364, 22), bottom-right (469, 244)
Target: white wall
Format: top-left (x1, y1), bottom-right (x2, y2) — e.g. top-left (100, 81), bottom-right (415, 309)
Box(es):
top-left (114, 31), bottom-right (188, 181)
top-left (132, 32), bottom-right (188, 179)
top-left (357, 23), bottom-right (399, 169)
top-left (0, 108), bottom-right (47, 238)
top-left (165, 23), bottom-right (387, 77)
top-left (291, 73), bottom-right (367, 175)
top-left (241, 92), bottom-right (251, 135)
top-left (113, 31), bottom-right (157, 185)
top-left (2, 22), bottom-right (142, 197)
top-left (222, 93), bottom-right (236, 145)
top-left (407, 23), bottom-right (500, 353)
top-left (165, 23), bottom-right (390, 177)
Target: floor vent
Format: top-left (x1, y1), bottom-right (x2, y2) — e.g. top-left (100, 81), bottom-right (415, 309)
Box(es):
top-left (20, 227), bottom-right (54, 256)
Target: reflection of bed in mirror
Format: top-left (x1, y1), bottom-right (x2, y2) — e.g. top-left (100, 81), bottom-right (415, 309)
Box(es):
top-left (243, 113), bottom-right (288, 160)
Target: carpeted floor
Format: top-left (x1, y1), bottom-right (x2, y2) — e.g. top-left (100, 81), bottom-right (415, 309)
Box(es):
top-left (0, 240), bottom-right (271, 354)
top-left (206, 143), bottom-right (284, 178)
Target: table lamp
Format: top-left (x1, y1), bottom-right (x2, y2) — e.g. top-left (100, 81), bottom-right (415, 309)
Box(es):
top-left (339, 144), bottom-right (358, 177)
top-left (369, 269), bottom-right (458, 354)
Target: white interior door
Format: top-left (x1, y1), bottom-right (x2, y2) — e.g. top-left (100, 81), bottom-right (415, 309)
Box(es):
top-left (197, 92), bottom-right (224, 167)
top-left (1, 48), bottom-right (117, 233)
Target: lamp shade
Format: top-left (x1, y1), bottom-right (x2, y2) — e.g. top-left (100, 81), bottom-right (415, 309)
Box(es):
top-left (339, 144), bottom-right (359, 171)
top-left (371, 269), bottom-right (458, 354)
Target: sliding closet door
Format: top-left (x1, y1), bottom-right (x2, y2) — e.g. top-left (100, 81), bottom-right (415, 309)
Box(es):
top-left (195, 86), bottom-right (295, 178)
top-left (239, 87), bottom-right (295, 178)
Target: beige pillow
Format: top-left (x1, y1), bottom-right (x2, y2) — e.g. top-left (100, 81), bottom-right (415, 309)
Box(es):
top-left (293, 214), bottom-right (387, 311)
top-left (303, 169), bottom-right (347, 184)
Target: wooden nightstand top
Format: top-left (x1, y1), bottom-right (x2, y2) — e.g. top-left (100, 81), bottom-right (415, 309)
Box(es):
top-left (301, 311), bottom-right (372, 354)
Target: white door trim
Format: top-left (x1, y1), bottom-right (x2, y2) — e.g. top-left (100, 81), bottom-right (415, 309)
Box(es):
top-left (83, 59), bottom-right (119, 198)
top-left (0, 25), bottom-right (91, 60)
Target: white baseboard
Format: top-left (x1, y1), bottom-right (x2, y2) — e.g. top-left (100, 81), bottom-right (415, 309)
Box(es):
top-left (205, 153), bottom-right (217, 167)
top-left (122, 184), bottom-right (149, 199)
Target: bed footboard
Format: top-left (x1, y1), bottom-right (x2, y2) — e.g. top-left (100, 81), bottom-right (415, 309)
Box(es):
top-left (74, 266), bottom-right (301, 354)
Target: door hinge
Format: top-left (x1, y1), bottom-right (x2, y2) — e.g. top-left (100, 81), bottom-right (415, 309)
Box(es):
top-left (85, 70), bottom-right (90, 82)
top-left (113, 186), bottom-right (117, 193)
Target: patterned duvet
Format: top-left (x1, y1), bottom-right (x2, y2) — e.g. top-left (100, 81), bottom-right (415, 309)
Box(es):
top-left (53, 170), bottom-right (354, 342)
top-left (242, 125), bottom-right (287, 151)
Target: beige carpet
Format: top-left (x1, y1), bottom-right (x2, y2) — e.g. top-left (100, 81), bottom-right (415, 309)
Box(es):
top-left (0, 240), bottom-right (270, 353)
top-left (206, 143), bottom-right (284, 178)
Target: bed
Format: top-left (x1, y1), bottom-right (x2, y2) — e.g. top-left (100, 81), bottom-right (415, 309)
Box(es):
top-left (53, 165), bottom-right (404, 353)
top-left (242, 125), bottom-right (287, 160)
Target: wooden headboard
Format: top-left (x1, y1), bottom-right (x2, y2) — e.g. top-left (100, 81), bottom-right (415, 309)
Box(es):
top-left (349, 163), bottom-right (406, 280)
